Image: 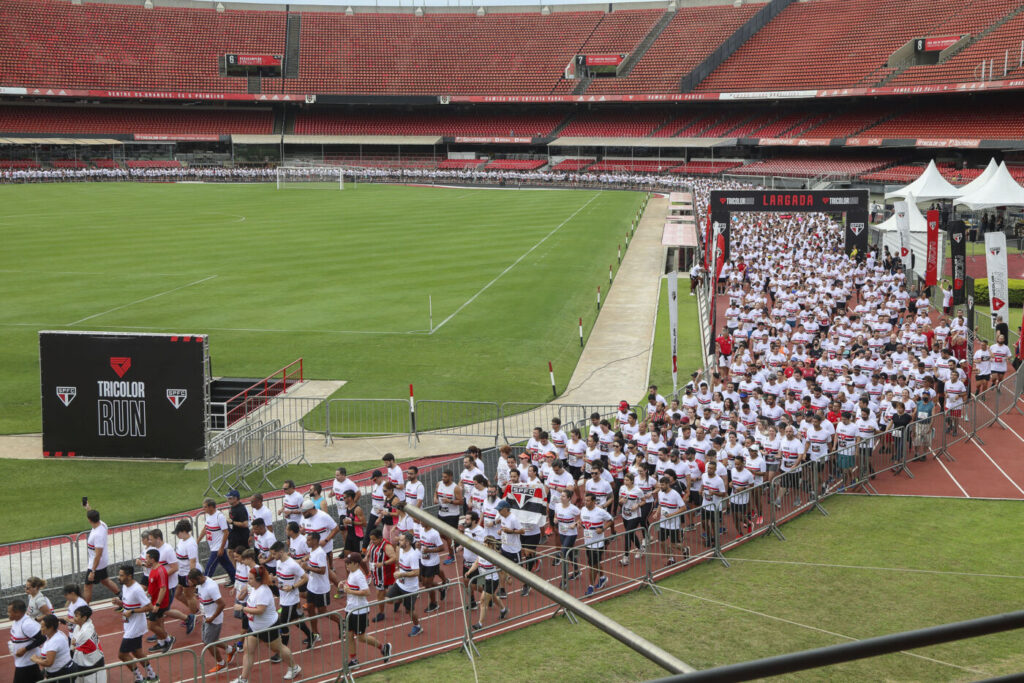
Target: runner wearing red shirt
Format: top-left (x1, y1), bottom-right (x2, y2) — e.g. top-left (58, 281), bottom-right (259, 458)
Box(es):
top-left (143, 549), bottom-right (175, 654)
top-left (716, 334), bottom-right (733, 382)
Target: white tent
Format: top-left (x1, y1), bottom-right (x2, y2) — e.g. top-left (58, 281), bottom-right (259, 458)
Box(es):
top-left (955, 158), bottom-right (999, 195)
top-left (885, 159), bottom-right (961, 201)
top-left (873, 193), bottom-right (944, 280)
top-left (953, 161), bottom-right (1024, 210)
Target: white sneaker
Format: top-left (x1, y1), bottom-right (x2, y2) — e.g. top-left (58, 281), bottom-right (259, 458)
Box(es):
top-left (283, 665), bottom-right (301, 681)
top-left (230, 678), bottom-right (248, 683)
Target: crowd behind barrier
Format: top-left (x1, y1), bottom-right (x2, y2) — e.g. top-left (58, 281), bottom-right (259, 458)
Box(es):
top-left (5, 175), bottom-right (1024, 683)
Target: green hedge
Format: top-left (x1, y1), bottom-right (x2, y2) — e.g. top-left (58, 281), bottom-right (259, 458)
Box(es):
top-left (974, 278), bottom-right (1024, 306)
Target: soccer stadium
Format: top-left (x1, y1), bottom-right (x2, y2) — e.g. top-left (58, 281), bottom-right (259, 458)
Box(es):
top-left (2, 0), bottom-right (1024, 680)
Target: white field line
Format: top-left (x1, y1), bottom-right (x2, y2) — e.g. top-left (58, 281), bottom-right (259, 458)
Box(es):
top-left (725, 557), bottom-right (1024, 580)
top-left (66, 275), bottom-right (219, 326)
top-left (0, 321), bottom-right (431, 336)
top-left (429, 192), bottom-right (601, 334)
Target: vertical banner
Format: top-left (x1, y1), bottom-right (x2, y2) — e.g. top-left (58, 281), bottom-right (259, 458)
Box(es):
top-left (985, 231), bottom-right (1010, 325)
top-left (667, 271), bottom-right (679, 394)
top-left (925, 209), bottom-right (940, 286)
top-left (708, 221), bottom-right (721, 356)
top-left (704, 209), bottom-right (712, 269)
top-left (894, 200), bottom-right (912, 272)
top-left (846, 210), bottom-right (868, 257)
top-left (948, 219), bottom-right (967, 305)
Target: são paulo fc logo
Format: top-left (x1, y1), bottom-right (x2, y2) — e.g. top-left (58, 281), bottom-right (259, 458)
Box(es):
top-left (953, 233), bottom-right (962, 243)
top-left (850, 222), bottom-right (864, 236)
top-left (56, 386), bottom-right (77, 407)
top-left (166, 389), bottom-right (187, 409)
top-left (989, 246), bottom-right (1002, 257)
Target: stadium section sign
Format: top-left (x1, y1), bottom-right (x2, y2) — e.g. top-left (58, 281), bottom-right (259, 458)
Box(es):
top-left (40, 331), bottom-right (209, 459)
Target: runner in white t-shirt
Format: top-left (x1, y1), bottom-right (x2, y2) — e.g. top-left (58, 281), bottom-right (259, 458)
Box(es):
top-left (579, 493), bottom-right (613, 595)
top-left (341, 554), bottom-right (392, 668)
top-left (83, 506), bottom-right (119, 603)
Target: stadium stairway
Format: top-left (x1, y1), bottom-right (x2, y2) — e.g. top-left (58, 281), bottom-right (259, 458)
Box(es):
top-left (575, 7), bottom-right (676, 95)
top-left (284, 13), bottom-right (301, 80)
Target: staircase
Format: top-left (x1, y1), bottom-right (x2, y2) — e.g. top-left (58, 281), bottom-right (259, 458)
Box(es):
top-left (247, 74), bottom-right (261, 94)
top-left (283, 13), bottom-right (301, 79)
top-left (547, 112), bottom-right (577, 138)
top-left (874, 3), bottom-right (1024, 86)
top-left (575, 8), bottom-right (676, 95)
top-left (679, 0), bottom-right (798, 92)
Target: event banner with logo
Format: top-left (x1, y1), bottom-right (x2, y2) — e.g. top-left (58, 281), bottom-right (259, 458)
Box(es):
top-left (925, 209), bottom-right (940, 286)
top-left (667, 270), bottom-right (679, 394)
top-left (985, 232), bottom-right (1010, 325)
top-left (948, 220), bottom-right (967, 305)
top-left (894, 201), bottom-right (912, 272)
top-left (39, 331), bottom-right (208, 459)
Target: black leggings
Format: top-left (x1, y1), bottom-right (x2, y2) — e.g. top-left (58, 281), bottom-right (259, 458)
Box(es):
top-left (623, 517), bottom-right (643, 550)
top-left (278, 603), bottom-right (312, 646)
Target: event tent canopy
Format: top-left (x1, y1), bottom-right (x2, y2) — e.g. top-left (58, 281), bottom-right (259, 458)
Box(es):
top-left (955, 158), bottom-right (999, 196)
top-left (875, 193), bottom-right (927, 232)
top-left (884, 159), bottom-right (961, 201)
top-left (953, 161), bottom-right (1024, 210)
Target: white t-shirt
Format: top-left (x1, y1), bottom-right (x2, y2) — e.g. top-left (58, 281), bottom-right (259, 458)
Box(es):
top-left (86, 522), bottom-right (110, 571)
top-left (306, 546), bottom-right (330, 595)
top-left (275, 557), bottom-right (304, 607)
top-left (246, 584), bottom-right (278, 631)
top-left (10, 614), bottom-right (42, 667)
top-left (499, 513), bottom-right (523, 554)
top-left (566, 439), bottom-right (586, 467)
top-left (436, 481), bottom-right (459, 517)
top-left (730, 467), bottom-right (755, 505)
top-left (418, 527), bottom-right (443, 567)
top-left (40, 631), bottom-right (72, 673)
top-left (205, 510), bottom-right (228, 551)
top-left (657, 489), bottom-right (686, 530)
top-left (545, 470), bottom-right (574, 506)
top-left (404, 480), bottom-right (426, 508)
top-left (580, 506), bottom-right (613, 548)
top-left (585, 478), bottom-right (613, 509)
top-left (331, 478), bottom-right (359, 516)
top-left (157, 542), bottom-right (179, 590)
top-left (620, 484), bottom-right (643, 521)
top-left (282, 491), bottom-right (304, 523)
top-left (554, 502), bottom-right (579, 536)
top-left (254, 530), bottom-right (277, 569)
top-left (396, 548), bottom-right (421, 593)
top-left (175, 537), bottom-right (199, 578)
top-left (700, 474), bottom-right (728, 511)
top-left (387, 465), bottom-right (406, 501)
top-left (288, 534), bottom-right (310, 563)
top-left (197, 578), bottom-right (225, 625)
top-left (344, 568), bottom-right (370, 614)
top-left (120, 582), bottom-right (151, 639)
top-left (301, 510), bottom-right (338, 552)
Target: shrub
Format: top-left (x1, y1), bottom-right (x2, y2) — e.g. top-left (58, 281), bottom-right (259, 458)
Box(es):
top-left (973, 278), bottom-right (1024, 307)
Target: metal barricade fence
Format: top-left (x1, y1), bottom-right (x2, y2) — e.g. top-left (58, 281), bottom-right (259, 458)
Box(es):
top-left (206, 419), bottom-right (267, 496)
top-left (769, 461), bottom-right (818, 527)
top-left (205, 419), bottom-right (281, 496)
top-left (557, 404), bottom-right (623, 435)
top-left (0, 535), bottom-right (77, 612)
top-left (259, 420), bottom-right (310, 488)
top-left (499, 402), bottom-right (551, 444)
top-left (645, 506), bottom-right (718, 582)
top-left (413, 400), bottom-right (500, 444)
top-left (325, 398), bottom-right (411, 441)
top-left (42, 643), bottom-right (200, 683)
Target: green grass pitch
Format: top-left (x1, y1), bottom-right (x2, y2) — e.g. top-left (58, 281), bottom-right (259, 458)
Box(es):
top-left (0, 182), bottom-right (643, 434)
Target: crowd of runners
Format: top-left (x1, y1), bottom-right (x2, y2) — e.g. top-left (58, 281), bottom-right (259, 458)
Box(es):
top-left (7, 174), bottom-right (1021, 683)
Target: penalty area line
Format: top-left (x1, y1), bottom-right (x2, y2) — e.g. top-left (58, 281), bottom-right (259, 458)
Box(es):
top-left (429, 192), bottom-right (602, 334)
top-left (65, 275), bottom-right (218, 326)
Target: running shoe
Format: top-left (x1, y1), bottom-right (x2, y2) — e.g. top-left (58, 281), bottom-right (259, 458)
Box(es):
top-left (552, 557), bottom-right (561, 567)
top-left (283, 665), bottom-right (302, 680)
top-left (347, 659), bottom-right (358, 670)
top-left (443, 557), bottom-right (455, 565)
top-left (207, 663), bottom-right (226, 674)
top-left (147, 635), bottom-right (159, 643)
top-left (228, 677), bottom-right (247, 683)
top-left (269, 654), bottom-right (281, 664)
top-left (409, 625), bottom-right (423, 637)
top-left (498, 607), bottom-right (508, 620)
top-left (148, 643), bottom-right (164, 653)
top-left (372, 613), bottom-right (385, 623)
top-left (224, 648), bottom-right (236, 667)
top-left (161, 637), bottom-right (175, 654)
top-left (584, 585), bottom-right (595, 596)
top-left (380, 642), bottom-right (392, 663)
top-left (596, 576), bottom-right (608, 590)
top-left (471, 623), bottom-right (482, 631)
top-left (424, 603), bottom-right (439, 613)
top-left (520, 585), bottom-right (531, 597)
top-left (185, 614), bottom-right (196, 635)
top-left (619, 557), bottom-right (630, 566)
top-left (667, 557), bottom-right (676, 566)
top-left (439, 583), bottom-right (448, 601)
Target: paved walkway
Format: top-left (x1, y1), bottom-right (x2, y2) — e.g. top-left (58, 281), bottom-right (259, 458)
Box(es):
top-left (0, 194), bottom-right (669, 464)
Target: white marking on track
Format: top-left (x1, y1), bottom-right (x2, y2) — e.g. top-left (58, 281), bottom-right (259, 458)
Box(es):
top-left (726, 557), bottom-right (1024, 579)
top-left (968, 436), bottom-right (1024, 496)
top-left (936, 456), bottom-right (971, 498)
top-left (65, 275), bottom-right (218, 325)
top-left (430, 192), bottom-right (601, 333)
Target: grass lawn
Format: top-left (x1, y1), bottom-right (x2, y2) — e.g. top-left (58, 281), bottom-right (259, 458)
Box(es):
top-left (0, 457), bottom-right (403, 543)
top-left (646, 275), bottom-right (702, 400)
top-left (363, 496), bottom-right (1024, 682)
top-left (972, 304), bottom-right (1022, 344)
top-left (943, 239), bottom-right (1022, 258)
top-left (0, 183), bottom-right (642, 434)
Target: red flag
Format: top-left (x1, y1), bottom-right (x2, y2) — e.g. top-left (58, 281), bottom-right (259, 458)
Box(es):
top-left (925, 209), bottom-right (939, 286)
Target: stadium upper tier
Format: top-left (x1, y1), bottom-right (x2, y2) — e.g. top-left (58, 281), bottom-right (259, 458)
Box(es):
top-left (1, 0), bottom-right (1022, 97)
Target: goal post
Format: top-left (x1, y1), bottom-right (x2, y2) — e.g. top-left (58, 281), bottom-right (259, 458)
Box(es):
top-left (275, 166), bottom-right (345, 190)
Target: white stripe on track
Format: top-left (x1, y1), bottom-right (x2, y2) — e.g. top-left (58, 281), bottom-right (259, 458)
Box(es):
top-left (968, 436), bottom-right (1024, 497)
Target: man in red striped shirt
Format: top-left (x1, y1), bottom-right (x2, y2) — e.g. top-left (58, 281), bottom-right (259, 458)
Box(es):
top-left (143, 550), bottom-right (175, 654)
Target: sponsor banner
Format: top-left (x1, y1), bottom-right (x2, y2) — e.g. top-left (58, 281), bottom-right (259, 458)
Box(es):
top-left (894, 200), bottom-right (913, 271)
top-left (20, 86), bottom-right (306, 101)
top-left (133, 134), bottom-right (221, 142)
top-left (948, 219), bottom-right (967, 305)
top-left (916, 138), bottom-right (981, 148)
top-left (585, 54), bottom-right (624, 66)
top-left (667, 271), bottom-right (679, 394)
top-left (712, 190), bottom-right (867, 211)
top-left (925, 209), bottom-right (940, 286)
top-left (227, 53), bottom-right (282, 67)
top-left (719, 89), bottom-right (818, 100)
top-left (844, 137), bottom-right (884, 147)
top-left (920, 36), bottom-right (961, 52)
top-left (757, 137), bottom-right (832, 146)
top-left (452, 136), bottom-right (533, 144)
top-left (448, 93), bottom-right (721, 103)
top-left (985, 232), bottom-right (1010, 325)
top-left (0, 86), bottom-right (27, 95)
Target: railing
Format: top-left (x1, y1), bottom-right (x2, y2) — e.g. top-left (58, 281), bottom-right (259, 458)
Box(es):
top-left (211, 358), bottom-right (303, 429)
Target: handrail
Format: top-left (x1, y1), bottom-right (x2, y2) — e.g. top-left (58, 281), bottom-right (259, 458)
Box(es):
top-left (213, 357), bottom-right (303, 428)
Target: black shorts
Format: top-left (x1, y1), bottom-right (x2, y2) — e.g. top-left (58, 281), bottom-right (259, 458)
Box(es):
top-left (500, 549), bottom-right (520, 564)
top-left (84, 567), bottom-right (109, 585)
top-left (439, 515), bottom-right (461, 529)
top-left (344, 532), bottom-right (363, 553)
top-left (346, 611), bottom-right (368, 635)
top-left (522, 534), bottom-right (540, 551)
top-left (464, 566), bottom-right (479, 583)
top-left (255, 621), bottom-right (281, 643)
top-left (14, 665), bottom-right (43, 683)
top-left (483, 577), bottom-right (500, 595)
top-left (119, 635), bottom-right (143, 654)
top-left (386, 584), bottom-right (417, 611)
top-left (731, 502), bottom-right (748, 516)
top-left (307, 590), bottom-right (330, 608)
top-left (585, 546), bottom-right (603, 567)
top-left (147, 606), bottom-right (168, 621)
top-left (978, 373), bottom-right (991, 381)
top-left (688, 491), bottom-right (702, 508)
top-left (659, 527), bottom-right (681, 543)
top-left (420, 563), bottom-right (440, 579)
top-left (568, 465), bottom-right (582, 481)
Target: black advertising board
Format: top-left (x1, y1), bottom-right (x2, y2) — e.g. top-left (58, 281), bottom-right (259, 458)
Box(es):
top-left (948, 219), bottom-right (967, 306)
top-left (40, 331), bottom-right (208, 459)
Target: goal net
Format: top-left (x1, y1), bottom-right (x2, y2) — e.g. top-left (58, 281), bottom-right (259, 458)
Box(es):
top-left (276, 166), bottom-right (344, 190)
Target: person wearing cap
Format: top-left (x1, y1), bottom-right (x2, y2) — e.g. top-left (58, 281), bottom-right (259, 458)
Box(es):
top-left (381, 453), bottom-right (405, 502)
top-left (225, 491), bottom-right (249, 559)
top-left (614, 402), bottom-right (631, 431)
top-left (386, 533), bottom-right (423, 638)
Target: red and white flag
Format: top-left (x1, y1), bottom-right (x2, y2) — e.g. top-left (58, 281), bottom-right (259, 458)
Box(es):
top-left (503, 482), bottom-right (547, 527)
top-left (985, 232), bottom-right (1010, 325)
top-left (925, 209), bottom-right (939, 286)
